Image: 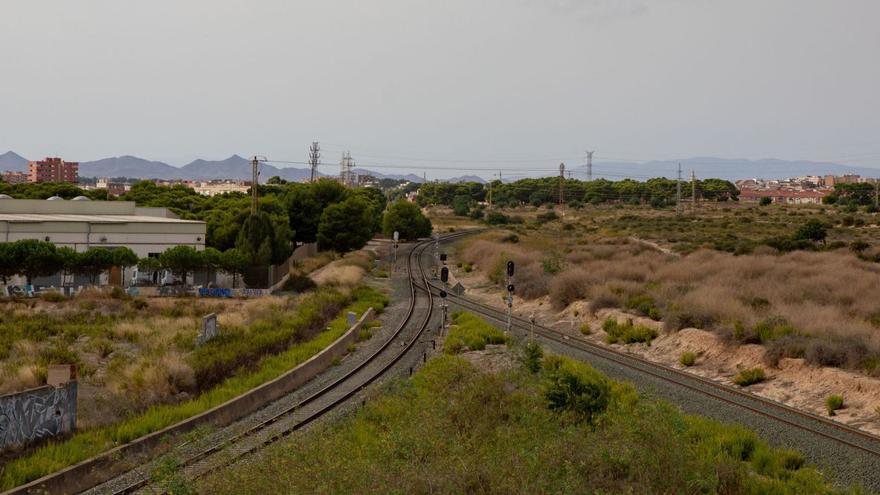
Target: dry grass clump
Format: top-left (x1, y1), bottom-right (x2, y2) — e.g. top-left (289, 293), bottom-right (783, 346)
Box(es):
top-left (312, 265), bottom-right (366, 288)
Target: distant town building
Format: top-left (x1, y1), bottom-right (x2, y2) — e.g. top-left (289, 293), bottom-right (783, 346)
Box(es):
top-left (1, 171), bottom-right (28, 184)
top-left (739, 189), bottom-right (826, 205)
top-left (192, 180), bottom-right (251, 196)
top-left (95, 178), bottom-right (128, 196)
top-left (28, 157), bottom-right (78, 183)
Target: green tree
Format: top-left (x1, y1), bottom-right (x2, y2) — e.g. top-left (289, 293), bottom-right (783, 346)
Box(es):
top-left (759, 196), bottom-right (772, 206)
top-left (236, 211), bottom-right (292, 265)
top-left (111, 247), bottom-right (139, 268)
top-left (200, 247), bottom-right (223, 283)
top-left (220, 248), bottom-right (250, 288)
top-left (382, 200), bottom-right (433, 241)
top-left (57, 247), bottom-right (80, 286)
top-left (0, 243), bottom-right (18, 284)
top-left (74, 248), bottom-right (116, 285)
top-left (793, 218), bottom-right (828, 244)
top-left (317, 197), bottom-right (375, 252)
top-left (159, 246), bottom-right (203, 283)
top-left (11, 239), bottom-right (64, 285)
top-left (452, 195), bottom-right (471, 216)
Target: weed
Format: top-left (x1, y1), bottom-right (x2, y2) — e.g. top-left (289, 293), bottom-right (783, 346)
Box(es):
top-left (733, 367), bottom-right (766, 387)
top-left (602, 319), bottom-right (657, 345)
top-left (679, 352), bottom-right (696, 367)
top-left (443, 312), bottom-right (508, 354)
top-left (522, 341), bottom-right (543, 373)
top-left (825, 395), bottom-right (844, 416)
top-left (579, 323), bottom-right (591, 335)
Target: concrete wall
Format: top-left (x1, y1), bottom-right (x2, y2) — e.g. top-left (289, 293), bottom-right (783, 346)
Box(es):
top-left (0, 382), bottom-right (77, 451)
top-left (8, 308), bottom-right (376, 495)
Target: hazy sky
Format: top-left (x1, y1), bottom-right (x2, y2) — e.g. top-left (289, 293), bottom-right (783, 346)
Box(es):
top-left (2, 0), bottom-right (879, 177)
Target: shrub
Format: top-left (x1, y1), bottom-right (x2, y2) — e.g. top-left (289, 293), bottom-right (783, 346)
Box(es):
top-left (579, 323), bottom-right (591, 335)
top-left (283, 273), bottom-right (318, 293)
top-left (500, 233), bottom-right (519, 243)
top-left (542, 355), bottom-right (610, 424)
top-left (484, 211), bottom-right (509, 225)
top-left (522, 341), bottom-right (543, 373)
top-left (825, 394), bottom-right (844, 416)
top-left (40, 291), bottom-right (66, 303)
top-left (602, 319), bottom-right (657, 345)
top-left (625, 294), bottom-right (661, 320)
top-left (679, 352), bottom-right (696, 367)
top-left (759, 196), bottom-right (772, 206)
top-left (733, 367), bottom-right (766, 387)
top-left (443, 312), bottom-right (508, 354)
top-left (537, 211), bottom-right (559, 222)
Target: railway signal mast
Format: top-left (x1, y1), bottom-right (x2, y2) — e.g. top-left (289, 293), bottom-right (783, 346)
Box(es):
top-left (506, 260), bottom-right (514, 334)
top-left (440, 264), bottom-right (449, 331)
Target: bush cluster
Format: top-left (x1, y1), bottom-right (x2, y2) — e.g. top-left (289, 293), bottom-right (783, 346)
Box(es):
top-left (443, 312), bottom-right (508, 354)
top-left (602, 318), bottom-right (658, 345)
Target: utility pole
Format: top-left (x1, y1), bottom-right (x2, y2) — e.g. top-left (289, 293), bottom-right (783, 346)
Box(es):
top-left (559, 162), bottom-right (565, 215)
top-left (339, 151), bottom-right (354, 188)
top-left (308, 141), bottom-right (320, 183)
top-left (586, 150), bottom-right (595, 182)
top-left (691, 170), bottom-right (697, 212)
top-left (251, 156), bottom-right (265, 214)
top-left (676, 163), bottom-right (683, 216)
top-left (873, 179), bottom-right (879, 208)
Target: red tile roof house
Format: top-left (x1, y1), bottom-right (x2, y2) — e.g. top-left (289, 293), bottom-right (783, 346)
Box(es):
top-left (739, 189), bottom-right (827, 205)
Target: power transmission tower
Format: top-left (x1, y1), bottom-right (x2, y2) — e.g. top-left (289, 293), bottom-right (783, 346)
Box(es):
top-left (676, 163), bottom-right (683, 216)
top-left (586, 150), bottom-right (595, 181)
top-left (308, 141), bottom-right (320, 183)
top-left (339, 151), bottom-right (354, 187)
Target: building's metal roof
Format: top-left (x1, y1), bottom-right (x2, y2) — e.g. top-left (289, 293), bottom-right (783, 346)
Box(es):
top-left (0, 213), bottom-right (204, 224)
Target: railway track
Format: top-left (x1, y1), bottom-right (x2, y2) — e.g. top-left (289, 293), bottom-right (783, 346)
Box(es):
top-left (86, 234), bottom-right (463, 495)
top-left (420, 232), bottom-right (880, 490)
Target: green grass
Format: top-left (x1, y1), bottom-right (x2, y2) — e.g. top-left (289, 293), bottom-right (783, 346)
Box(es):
top-left (0, 286), bottom-right (388, 490)
top-left (199, 340), bottom-right (860, 494)
top-left (733, 367), bottom-right (767, 387)
top-left (602, 318), bottom-right (658, 345)
top-left (443, 311), bottom-right (508, 354)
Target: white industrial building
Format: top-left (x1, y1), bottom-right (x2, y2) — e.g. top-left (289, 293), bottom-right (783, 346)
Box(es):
top-left (0, 196), bottom-right (206, 258)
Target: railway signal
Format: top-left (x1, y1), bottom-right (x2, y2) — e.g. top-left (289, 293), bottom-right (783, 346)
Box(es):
top-left (440, 267), bottom-right (449, 331)
top-left (506, 261), bottom-right (514, 333)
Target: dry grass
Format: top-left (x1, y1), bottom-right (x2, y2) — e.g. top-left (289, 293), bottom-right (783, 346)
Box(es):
top-left (457, 231), bottom-right (880, 373)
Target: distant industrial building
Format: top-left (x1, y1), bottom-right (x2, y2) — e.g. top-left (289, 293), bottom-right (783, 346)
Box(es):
top-left (95, 178), bottom-right (128, 196)
top-left (0, 197), bottom-right (205, 258)
top-left (28, 157), bottom-right (79, 183)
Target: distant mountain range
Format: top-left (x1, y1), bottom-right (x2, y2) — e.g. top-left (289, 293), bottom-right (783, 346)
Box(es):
top-left (2, 151), bottom-right (878, 183)
top-left (0, 152), bottom-right (423, 183)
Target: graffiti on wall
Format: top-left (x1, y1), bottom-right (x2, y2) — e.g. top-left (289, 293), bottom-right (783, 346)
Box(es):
top-left (0, 382), bottom-right (77, 451)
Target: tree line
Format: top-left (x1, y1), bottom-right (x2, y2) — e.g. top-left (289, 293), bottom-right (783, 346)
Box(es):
top-left (417, 177), bottom-right (739, 210)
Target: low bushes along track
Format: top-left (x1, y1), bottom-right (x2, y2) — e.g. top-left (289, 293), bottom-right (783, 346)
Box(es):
top-left (421, 231), bottom-right (880, 491)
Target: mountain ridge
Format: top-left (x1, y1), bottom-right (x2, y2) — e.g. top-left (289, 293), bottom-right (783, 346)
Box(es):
top-left (3, 151), bottom-right (878, 183)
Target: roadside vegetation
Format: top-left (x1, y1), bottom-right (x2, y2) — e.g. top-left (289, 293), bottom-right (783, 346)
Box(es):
top-left (443, 311), bottom-right (508, 354)
top-left (199, 332), bottom-right (857, 494)
top-left (0, 285), bottom-right (388, 490)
